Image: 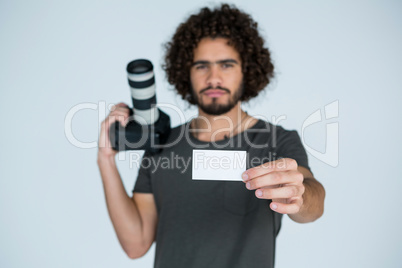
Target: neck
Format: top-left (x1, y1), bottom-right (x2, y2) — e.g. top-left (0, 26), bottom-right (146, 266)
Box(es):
top-left (191, 102), bottom-right (255, 142)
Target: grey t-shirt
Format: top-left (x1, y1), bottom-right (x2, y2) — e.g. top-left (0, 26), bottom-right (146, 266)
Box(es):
top-left (133, 119), bottom-right (310, 268)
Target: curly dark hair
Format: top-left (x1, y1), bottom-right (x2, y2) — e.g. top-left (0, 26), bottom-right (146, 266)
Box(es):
top-left (163, 3), bottom-right (274, 104)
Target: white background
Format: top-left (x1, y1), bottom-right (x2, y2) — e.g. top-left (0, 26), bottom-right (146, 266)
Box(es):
top-left (1, 0), bottom-right (401, 267)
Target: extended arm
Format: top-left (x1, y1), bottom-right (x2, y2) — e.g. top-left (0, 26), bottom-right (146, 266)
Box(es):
top-left (288, 166), bottom-right (325, 223)
top-left (242, 158), bottom-right (325, 224)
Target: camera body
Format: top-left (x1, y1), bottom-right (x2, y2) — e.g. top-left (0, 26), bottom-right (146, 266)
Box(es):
top-left (109, 59), bottom-right (171, 154)
top-left (109, 108), bottom-right (171, 154)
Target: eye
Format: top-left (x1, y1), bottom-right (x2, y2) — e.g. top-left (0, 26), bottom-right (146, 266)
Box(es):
top-left (195, 64), bottom-right (207, 70)
top-left (222, 63), bottom-right (234, 69)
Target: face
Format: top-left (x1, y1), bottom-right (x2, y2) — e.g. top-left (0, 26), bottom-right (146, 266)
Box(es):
top-left (190, 37), bottom-right (244, 115)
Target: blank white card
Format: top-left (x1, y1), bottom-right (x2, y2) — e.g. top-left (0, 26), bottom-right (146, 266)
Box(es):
top-left (192, 150), bottom-right (247, 181)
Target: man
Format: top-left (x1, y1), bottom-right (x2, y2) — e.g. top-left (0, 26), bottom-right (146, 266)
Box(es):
top-left (97, 4), bottom-right (325, 268)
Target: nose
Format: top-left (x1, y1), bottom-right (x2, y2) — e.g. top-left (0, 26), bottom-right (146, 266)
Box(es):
top-left (206, 64), bottom-right (222, 88)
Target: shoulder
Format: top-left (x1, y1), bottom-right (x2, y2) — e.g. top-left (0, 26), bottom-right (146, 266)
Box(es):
top-left (165, 121), bottom-right (189, 144)
top-left (252, 118), bottom-right (300, 139)
top-left (146, 121), bottom-right (190, 157)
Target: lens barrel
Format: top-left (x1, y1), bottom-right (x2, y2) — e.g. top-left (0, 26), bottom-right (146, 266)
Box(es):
top-left (110, 58), bottom-right (171, 154)
top-left (127, 59), bottom-right (159, 125)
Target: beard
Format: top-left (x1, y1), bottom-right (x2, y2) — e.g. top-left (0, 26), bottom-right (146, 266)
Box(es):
top-left (190, 82), bottom-right (244, 115)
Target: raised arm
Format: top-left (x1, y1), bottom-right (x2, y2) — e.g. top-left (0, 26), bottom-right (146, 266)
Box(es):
top-left (97, 103), bottom-right (158, 258)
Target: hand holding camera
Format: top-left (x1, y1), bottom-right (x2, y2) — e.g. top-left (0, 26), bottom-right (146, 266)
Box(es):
top-left (100, 59), bottom-right (171, 156)
top-left (98, 102), bottom-right (130, 159)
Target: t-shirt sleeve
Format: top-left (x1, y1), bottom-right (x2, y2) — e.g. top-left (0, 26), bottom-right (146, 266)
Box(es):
top-left (132, 152), bottom-right (153, 193)
top-left (275, 128), bottom-right (311, 171)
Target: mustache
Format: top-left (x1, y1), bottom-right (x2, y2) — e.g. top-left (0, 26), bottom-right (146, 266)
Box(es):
top-left (200, 86), bottom-right (230, 94)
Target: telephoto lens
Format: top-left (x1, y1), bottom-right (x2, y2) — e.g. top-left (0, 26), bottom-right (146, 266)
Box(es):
top-left (109, 59), bottom-right (171, 154)
top-left (127, 59), bottom-right (159, 125)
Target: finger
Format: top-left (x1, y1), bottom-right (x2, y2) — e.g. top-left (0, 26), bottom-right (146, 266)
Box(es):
top-left (110, 108), bottom-right (130, 124)
top-left (110, 102), bottom-right (129, 112)
top-left (242, 158), bottom-right (298, 181)
top-left (245, 170), bottom-right (303, 189)
top-left (270, 199), bottom-right (303, 214)
top-left (99, 121), bottom-right (112, 148)
top-left (108, 114), bottom-right (129, 127)
top-left (117, 102), bottom-right (129, 107)
top-left (99, 115), bottom-right (128, 148)
top-left (253, 185), bottom-right (303, 200)
top-left (109, 110), bottom-right (130, 120)
top-left (110, 107), bottom-right (130, 116)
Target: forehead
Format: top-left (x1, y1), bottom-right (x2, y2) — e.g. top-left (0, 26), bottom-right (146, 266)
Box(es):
top-left (193, 37), bottom-right (241, 62)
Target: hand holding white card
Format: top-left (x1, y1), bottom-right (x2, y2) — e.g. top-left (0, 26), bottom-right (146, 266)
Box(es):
top-left (192, 150), bottom-right (247, 181)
